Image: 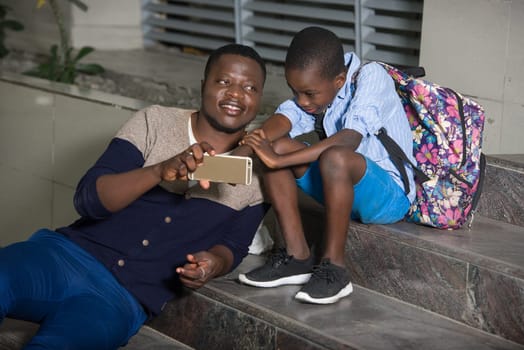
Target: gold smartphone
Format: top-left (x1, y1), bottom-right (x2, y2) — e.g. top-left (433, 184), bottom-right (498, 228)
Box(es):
top-left (188, 154), bottom-right (253, 185)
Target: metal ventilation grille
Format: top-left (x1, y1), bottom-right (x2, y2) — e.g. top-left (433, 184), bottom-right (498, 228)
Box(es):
top-left (143, 0), bottom-right (236, 51)
top-left (241, 0), bottom-right (356, 63)
top-left (143, 0), bottom-right (423, 66)
top-left (360, 0), bottom-right (423, 66)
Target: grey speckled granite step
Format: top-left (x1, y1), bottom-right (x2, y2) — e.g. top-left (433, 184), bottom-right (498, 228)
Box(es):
top-left (0, 318), bottom-right (193, 350)
top-left (149, 254), bottom-right (523, 350)
top-left (478, 154), bottom-right (524, 227)
top-left (293, 192), bottom-right (524, 345)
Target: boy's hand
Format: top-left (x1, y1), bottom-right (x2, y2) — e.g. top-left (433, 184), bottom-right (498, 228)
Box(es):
top-left (243, 130), bottom-right (281, 169)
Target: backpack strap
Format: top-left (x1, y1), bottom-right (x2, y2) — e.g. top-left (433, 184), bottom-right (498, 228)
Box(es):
top-left (376, 127), bottom-right (429, 194)
top-left (351, 63), bottom-right (429, 194)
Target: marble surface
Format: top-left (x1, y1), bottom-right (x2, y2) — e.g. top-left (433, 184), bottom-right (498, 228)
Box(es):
top-left (477, 157), bottom-right (524, 227)
top-left (149, 255), bottom-right (524, 350)
top-left (0, 318), bottom-right (192, 350)
top-left (344, 218), bottom-right (524, 345)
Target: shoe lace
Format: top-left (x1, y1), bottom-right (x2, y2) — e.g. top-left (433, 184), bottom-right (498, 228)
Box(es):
top-left (269, 248), bottom-right (292, 268)
top-left (311, 259), bottom-right (337, 284)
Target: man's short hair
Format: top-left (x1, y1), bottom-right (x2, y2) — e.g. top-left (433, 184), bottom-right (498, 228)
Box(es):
top-left (285, 26), bottom-right (345, 80)
top-left (204, 44), bottom-right (267, 84)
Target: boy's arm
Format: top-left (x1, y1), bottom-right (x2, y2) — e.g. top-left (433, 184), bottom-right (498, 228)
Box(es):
top-left (232, 113), bottom-right (292, 156)
top-left (260, 113), bottom-right (293, 141)
top-left (245, 128), bottom-right (362, 169)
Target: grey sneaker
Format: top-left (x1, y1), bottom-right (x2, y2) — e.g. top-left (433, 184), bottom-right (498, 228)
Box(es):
top-left (238, 248), bottom-right (313, 288)
top-left (294, 258), bottom-right (353, 304)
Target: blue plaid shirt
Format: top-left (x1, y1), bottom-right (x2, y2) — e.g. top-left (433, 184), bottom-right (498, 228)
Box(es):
top-left (276, 52), bottom-right (416, 202)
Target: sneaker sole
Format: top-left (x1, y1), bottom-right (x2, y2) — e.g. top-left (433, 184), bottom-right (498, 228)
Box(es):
top-left (238, 273), bottom-right (312, 288)
top-left (294, 282), bottom-right (353, 304)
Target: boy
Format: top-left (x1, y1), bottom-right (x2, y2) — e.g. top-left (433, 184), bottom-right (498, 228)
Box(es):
top-left (238, 26), bottom-right (416, 304)
top-left (0, 44), bottom-right (267, 349)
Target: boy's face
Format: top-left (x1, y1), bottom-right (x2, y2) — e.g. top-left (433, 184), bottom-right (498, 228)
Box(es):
top-left (200, 54), bottom-right (264, 134)
top-left (286, 64), bottom-right (346, 115)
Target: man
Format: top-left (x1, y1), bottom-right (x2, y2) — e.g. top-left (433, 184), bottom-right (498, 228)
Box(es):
top-left (0, 44), bottom-right (267, 349)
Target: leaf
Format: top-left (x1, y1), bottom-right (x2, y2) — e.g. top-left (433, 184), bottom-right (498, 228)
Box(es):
top-left (36, 0), bottom-right (47, 9)
top-left (50, 44), bottom-right (58, 58)
top-left (3, 20), bottom-right (24, 31)
top-left (68, 0), bottom-right (88, 12)
top-left (73, 46), bottom-right (94, 63)
top-left (75, 63), bottom-right (105, 75)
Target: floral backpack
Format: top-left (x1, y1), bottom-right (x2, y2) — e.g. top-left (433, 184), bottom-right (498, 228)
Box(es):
top-left (372, 63), bottom-right (486, 229)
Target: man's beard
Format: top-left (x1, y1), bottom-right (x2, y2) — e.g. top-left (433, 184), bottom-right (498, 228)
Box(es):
top-left (203, 110), bottom-right (249, 134)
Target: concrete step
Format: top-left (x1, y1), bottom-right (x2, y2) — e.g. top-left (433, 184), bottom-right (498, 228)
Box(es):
top-left (0, 318), bottom-right (194, 350)
top-left (148, 254), bottom-right (523, 350)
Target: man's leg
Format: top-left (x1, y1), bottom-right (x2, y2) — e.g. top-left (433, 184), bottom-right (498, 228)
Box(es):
top-left (0, 230), bottom-right (146, 349)
top-left (24, 294), bottom-right (141, 350)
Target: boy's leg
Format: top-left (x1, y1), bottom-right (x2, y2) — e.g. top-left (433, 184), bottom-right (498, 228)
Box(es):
top-left (238, 137), bottom-right (315, 288)
top-left (295, 149), bottom-right (409, 304)
top-left (294, 146), bottom-right (364, 304)
top-left (264, 167), bottom-right (310, 259)
top-left (318, 146), bottom-right (366, 267)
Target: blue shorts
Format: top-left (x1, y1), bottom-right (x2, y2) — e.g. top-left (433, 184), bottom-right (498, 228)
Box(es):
top-left (0, 229), bottom-right (147, 350)
top-left (296, 156), bottom-right (409, 224)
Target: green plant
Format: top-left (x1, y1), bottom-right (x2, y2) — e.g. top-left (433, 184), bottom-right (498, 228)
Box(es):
top-left (0, 4), bottom-right (24, 58)
top-left (24, 0), bottom-right (104, 84)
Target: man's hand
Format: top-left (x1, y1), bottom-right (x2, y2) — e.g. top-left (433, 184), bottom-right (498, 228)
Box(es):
top-left (157, 142), bottom-right (215, 189)
top-left (175, 251), bottom-right (224, 289)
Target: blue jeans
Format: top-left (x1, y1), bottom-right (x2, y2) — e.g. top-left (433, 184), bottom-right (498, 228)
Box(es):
top-left (296, 156), bottom-right (410, 224)
top-left (0, 229), bottom-right (146, 350)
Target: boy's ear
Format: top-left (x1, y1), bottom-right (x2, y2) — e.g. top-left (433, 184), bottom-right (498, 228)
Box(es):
top-left (334, 71), bottom-right (346, 90)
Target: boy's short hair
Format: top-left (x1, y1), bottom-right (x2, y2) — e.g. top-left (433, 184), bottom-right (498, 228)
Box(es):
top-left (204, 44), bottom-right (267, 84)
top-left (285, 26), bottom-right (346, 80)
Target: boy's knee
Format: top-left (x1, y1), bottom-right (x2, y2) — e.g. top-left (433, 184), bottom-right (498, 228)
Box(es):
top-left (319, 147), bottom-right (358, 169)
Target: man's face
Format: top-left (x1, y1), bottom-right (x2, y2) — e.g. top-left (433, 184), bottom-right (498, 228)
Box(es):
top-left (286, 64), bottom-right (345, 115)
top-left (200, 54), bottom-right (264, 134)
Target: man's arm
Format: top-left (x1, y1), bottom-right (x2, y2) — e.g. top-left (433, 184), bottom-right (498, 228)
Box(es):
top-left (176, 203), bottom-right (267, 289)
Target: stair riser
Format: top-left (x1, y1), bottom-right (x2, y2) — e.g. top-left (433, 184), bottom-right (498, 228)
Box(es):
top-left (342, 223), bottom-right (524, 345)
top-left (147, 291), bottom-right (343, 350)
top-left (477, 161), bottom-right (524, 227)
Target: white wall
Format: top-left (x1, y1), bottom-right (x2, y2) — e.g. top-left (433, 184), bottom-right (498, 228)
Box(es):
top-left (4, 1), bottom-right (523, 154)
top-left (0, 76), bottom-right (145, 246)
top-left (70, 0), bottom-right (143, 50)
top-left (419, 0), bottom-right (524, 155)
top-left (4, 0), bottom-right (143, 53)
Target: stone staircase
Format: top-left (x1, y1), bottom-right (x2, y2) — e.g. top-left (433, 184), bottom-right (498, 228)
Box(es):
top-left (145, 154), bottom-right (524, 349)
top-left (1, 48), bottom-right (523, 348)
top-left (2, 155), bottom-right (522, 349)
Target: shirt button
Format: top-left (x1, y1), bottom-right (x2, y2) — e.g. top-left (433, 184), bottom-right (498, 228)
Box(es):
top-left (164, 216), bottom-right (172, 223)
top-left (142, 239), bottom-right (150, 247)
top-left (117, 259), bottom-right (125, 267)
